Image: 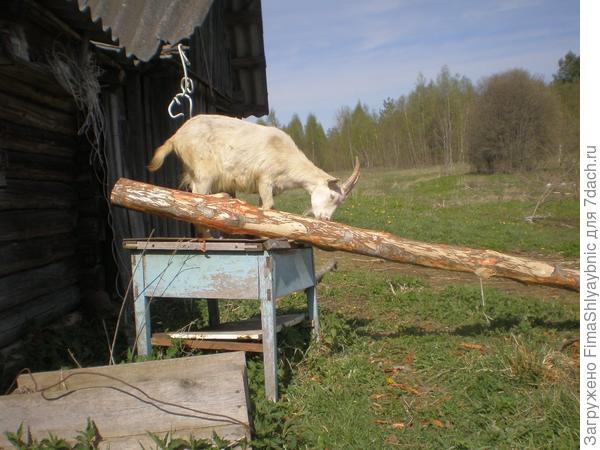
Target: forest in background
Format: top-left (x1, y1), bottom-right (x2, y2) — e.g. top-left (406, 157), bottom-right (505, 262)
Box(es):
top-left (257, 52), bottom-right (580, 178)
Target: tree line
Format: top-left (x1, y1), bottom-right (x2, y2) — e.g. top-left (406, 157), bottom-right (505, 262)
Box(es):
top-left (257, 52), bottom-right (579, 175)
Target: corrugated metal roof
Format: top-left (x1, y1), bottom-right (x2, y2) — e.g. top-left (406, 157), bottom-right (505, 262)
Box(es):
top-left (36, 0), bottom-right (268, 117)
top-left (76, 0), bottom-right (214, 61)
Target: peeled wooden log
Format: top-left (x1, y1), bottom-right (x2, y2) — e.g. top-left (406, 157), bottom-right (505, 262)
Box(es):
top-left (110, 178), bottom-right (579, 291)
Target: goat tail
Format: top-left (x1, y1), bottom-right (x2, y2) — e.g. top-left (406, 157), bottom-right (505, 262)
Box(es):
top-left (147, 139), bottom-right (174, 172)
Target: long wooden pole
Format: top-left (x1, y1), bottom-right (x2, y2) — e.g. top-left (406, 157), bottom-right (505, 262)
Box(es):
top-left (110, 178), bottom-right (579, 291)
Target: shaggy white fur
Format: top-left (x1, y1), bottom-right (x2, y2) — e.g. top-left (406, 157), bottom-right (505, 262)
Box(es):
top-left (148, 114), bottom-right (359, 220)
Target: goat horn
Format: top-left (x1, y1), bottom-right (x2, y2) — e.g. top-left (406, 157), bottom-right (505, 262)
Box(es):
top-left (341, 157), bottom-right (361, 197)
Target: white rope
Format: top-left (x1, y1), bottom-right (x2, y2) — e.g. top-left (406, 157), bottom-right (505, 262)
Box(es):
top-left (168, 44), bottom-right (194, 120)
top-left (48, 45), bottom-right (104, 145)
top-left (48, 45), bottom-right (126, 300)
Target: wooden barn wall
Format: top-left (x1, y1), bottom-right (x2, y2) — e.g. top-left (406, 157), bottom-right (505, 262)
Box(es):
top-left (0, 35), bottom-right (82, 348)
top-left (102, 66), bottom-right (225, 289)
top-left (101, 70), bottom-right (194, 287)
top-left (0, 2), bottom-right (113, 353)
top-left (188, 1), bottom-right (235, 114)
top-left (103, 1), bottom-right (242, 287)
top-left (0, 0), bottom-right (251, 352)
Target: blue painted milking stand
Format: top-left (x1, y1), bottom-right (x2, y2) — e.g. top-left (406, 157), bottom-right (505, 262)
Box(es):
top-left (124, 238), bottom-right (319, 401)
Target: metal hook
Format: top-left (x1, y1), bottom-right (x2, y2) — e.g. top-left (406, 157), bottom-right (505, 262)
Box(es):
top-left (168, 95), bottom-right (184, 119)
top-left (168, 44), bottom-right (194, 120)
top-left (168, 92), bottom-right (193, 119)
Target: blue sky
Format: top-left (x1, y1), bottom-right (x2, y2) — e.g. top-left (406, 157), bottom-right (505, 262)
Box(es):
top-left (259, 0), bottom-right (580, 130)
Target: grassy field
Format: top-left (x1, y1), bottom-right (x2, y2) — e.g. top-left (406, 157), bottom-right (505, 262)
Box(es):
top-left (5, 166), bottom-right (579, 449)
top-left (237, 166), bottom-right (579, 449)
top-left (270, 165), bottom-right (579, 257)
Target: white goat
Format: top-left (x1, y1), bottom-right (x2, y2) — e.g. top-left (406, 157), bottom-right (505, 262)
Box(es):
top-left (148, 114), bottom-right (360, 220)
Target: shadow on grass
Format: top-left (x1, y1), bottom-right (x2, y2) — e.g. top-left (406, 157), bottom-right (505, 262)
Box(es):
top-left (454, 316), bottom-right (579, 336)
top-left (360, 314), bottom-right (579, 340)
top-left (453, 315), bottom-right (523, 336)
top-left (530, 318), bottom-right (579, 330)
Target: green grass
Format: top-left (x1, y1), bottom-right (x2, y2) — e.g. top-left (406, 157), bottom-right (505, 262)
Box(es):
top-left (269, 272), bottom-right (579, 449)
top-left (4, 167), bottom-right (579, 449)
top-left (244, 169), bottom-right (579, 257)
top-left (250, 166), bottom-right (579, 257)
top-left (234, 167), bottom-right (579, 448)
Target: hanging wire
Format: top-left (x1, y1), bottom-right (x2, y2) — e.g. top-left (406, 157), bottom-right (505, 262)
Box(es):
top-left (168, 44), bottom-right (194, 120)
top-left (48, 45), bottom-right (130, 303)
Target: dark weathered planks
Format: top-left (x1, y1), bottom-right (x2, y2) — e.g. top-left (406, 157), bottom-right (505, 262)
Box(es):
top-left (0, 285), bottom-right (79, 347)
top-left (77, 216), bottom-right (105, 244)
top-left (0, 233), bottom-right (75, 276)
top-left (0, 72), bottom-right (75, 113)
top-left (0, 25), bottom-right (83, 351)
top-left (0, 258), bottom-right (78, 312)
top-left (111, 178), bottom-right (580, 291)
top-left (0, 119), bottom-right (78, 157)
top-left (0, 149), bottom-right (6, 187)
top-left (0, 60), bottom-right (70, 98)
top-left (0, 180), bottom-right (76, 210)
top-left (3, 149), bottom-right (76, 182)
top-left (7, 353), bottom-right (251, 448)
top-left (0, 209), bottom-right (77, 241)
top-left (0, 0), bottom-right (270, 356)
top-left (0, 90), bottom-right (76, 135)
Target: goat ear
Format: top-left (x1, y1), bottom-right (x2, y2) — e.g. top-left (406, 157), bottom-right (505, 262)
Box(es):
top-left (327, 177), bottom-right (340, 189)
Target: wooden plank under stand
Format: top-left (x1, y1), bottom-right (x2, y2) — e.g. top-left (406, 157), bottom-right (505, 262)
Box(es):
top-left (2, 353), bottom-right (250, 449)
top-left (124, 238), bottom-right (320, 402)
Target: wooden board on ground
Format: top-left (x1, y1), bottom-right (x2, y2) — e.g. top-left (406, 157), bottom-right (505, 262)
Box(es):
top-left (152, 334), bottom-right (265, 352)
top-left (4, 352), bottom-right (250, 449)
top-left (168, 313), bottom-right (306, 340)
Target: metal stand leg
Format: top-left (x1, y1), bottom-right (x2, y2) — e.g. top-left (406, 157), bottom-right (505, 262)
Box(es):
top-left (131, 254), bottom-right (152, 356)
top-left (306, 285), bottom-right (320, 340)
top-left (207, 300), bottom-right (220, 327)
top-left (134, 295), bottom-right (152, 356)
top-left (260, 294), bottom-right (278, 401)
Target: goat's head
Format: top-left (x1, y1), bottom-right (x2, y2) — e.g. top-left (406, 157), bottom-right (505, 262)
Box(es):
top-left (309, 158), bottom-right (361, 221)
